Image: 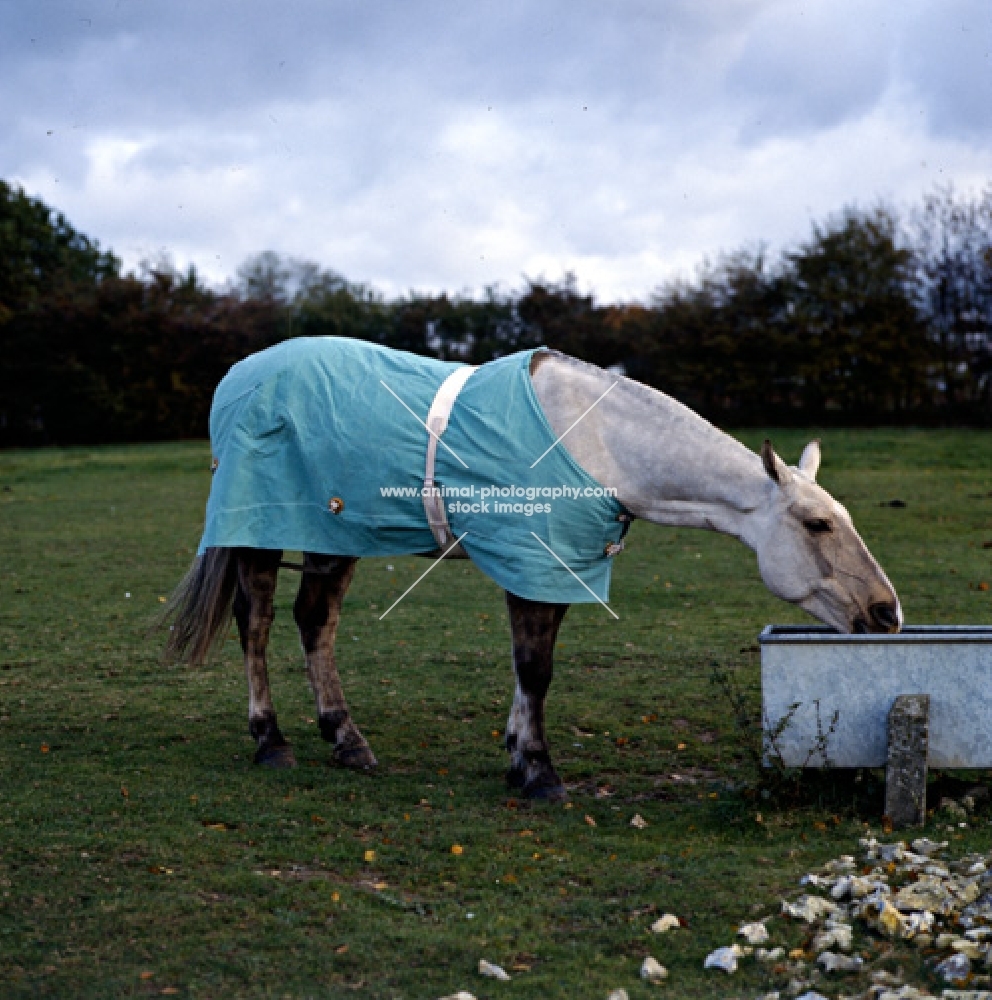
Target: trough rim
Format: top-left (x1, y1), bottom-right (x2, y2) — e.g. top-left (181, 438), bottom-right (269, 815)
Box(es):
top-left (758, 624), bottom-right (992, 645)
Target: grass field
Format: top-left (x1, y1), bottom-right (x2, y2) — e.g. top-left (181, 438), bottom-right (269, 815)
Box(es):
top-left (1, 429), bottom-right (990, 999)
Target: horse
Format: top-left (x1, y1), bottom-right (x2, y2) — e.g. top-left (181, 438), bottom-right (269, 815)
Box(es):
top-left (165, 339), bottom-right (902, 800)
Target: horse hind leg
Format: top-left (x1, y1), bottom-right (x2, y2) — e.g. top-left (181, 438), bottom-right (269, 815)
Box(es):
top-left (504, 591), bottom-right (569, 800)
top-left (232, 548), bottom-right (296, 768)
top-left (294, 554), bottom-right (377, 770)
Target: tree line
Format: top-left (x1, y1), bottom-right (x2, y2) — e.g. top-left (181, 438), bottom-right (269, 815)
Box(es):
top-left (1, 178), bottom-right (989, 446)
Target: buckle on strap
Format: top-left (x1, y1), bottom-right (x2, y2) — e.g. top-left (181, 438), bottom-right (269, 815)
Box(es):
top-left (604, 509), bottom-right (634, 556)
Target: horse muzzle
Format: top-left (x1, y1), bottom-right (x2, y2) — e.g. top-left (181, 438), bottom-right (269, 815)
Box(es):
top-left (853, 600), bottom-right (902, 634)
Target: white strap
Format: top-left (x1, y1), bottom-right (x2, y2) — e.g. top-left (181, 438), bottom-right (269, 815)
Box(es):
top-left (423, 365), bottom-right (477, 549)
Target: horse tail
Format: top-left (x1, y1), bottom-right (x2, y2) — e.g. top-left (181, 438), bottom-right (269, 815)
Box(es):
top-left (163, 547), bottom-right (239, 665)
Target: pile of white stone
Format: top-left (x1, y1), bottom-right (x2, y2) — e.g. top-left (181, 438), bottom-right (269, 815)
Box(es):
top-left (701, 834), bottom-right (992, 1000)
top-left (441, 834), bottom-right (992, 1000)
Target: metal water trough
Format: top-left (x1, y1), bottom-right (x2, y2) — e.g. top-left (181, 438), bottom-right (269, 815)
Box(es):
top-left (759, 625), bottom-right (992, 769)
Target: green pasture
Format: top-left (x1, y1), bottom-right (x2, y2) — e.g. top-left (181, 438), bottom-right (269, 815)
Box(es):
top-left (1, 429), bottom-right (990, 999)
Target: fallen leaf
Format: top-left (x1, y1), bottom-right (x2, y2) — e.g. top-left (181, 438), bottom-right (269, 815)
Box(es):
top-left (331, 891), bottom-right (340, 901)
top-left (40, 743), bottom-right (49, 753)
top-left (451, 844), bottom-right (464, 855)
top-left (140, 971), bottom-right (154, 980)
top-left (121, 785), bottom-right (129, 799)
top-left (363, 850), bottom-right (375, 862)
top-left (335, 943), bottom-right (349, 954)
top-left (584, 814), bottom-right (597, 828)
top-left (630, 814), bottom-right (648, 829)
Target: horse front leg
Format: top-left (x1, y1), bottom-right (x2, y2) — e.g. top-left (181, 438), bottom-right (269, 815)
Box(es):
top-left (232, 548), bottom-right (296, 767)
top-left (504, 591), bottom-right (569, 800)
top-left (294, 554), bottom-right (377, 770)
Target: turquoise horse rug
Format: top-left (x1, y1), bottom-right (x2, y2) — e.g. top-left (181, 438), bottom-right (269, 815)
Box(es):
top-left (199, 337), bottom-right (629, 605)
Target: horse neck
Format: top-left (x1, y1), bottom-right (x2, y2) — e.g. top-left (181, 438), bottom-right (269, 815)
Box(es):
top-left (531, 354), bottom-right (770, 548)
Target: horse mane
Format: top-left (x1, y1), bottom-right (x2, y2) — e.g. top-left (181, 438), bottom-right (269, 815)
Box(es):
top-left (535, 348), bottom-right (757, 461)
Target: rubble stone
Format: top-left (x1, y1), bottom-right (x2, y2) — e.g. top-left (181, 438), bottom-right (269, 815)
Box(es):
top-left (477, 959), bottom-right (510, 981)
top-left (639, 956), bottom-right (668, 984)
top-left (649, 913), bottom-right (680, 934)
top-left (738, 919), bottom-right (770, 945)
top-left (817, 950), bottom-right (863, 973)
top-left (703, 945), bottom-right (740, 973)
top-left (936, 952), bottom-right (972, 983)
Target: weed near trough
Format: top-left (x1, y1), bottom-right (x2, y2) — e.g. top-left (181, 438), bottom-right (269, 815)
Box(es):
top-left (0, 429), bottom-right (990, 998)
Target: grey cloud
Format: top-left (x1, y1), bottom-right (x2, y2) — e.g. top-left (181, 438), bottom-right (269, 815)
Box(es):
top-left (896, 0), bottom-right (992, 141)
top-left (727, 0), bottom-right (894, 140)
top-left (1, 0), bottom-right (989, 300)
top-left (1, 1), bottom-right (747, 129)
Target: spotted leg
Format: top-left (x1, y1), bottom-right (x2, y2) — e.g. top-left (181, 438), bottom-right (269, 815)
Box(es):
top-left (232, 548), bottom-right (296, 767)
top-left (504, 590), bottom-right (569, 800)
top-left (294, 553), bottom-right (377, 770)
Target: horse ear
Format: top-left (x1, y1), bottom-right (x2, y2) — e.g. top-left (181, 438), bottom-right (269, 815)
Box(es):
top-left (798, 439), bottom-right (821, 481)
top-left (761, 439), bottom-right (793, 487)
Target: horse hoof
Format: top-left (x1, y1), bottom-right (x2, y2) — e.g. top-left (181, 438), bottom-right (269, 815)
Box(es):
top-left (255, 745), bottom-right (297, 768)
top-left (505, 765), bottom-right (527, 789)
top-left (335, 745), bottom-right (378, 770)
top-left (523, 780), bottom-right (568, 802)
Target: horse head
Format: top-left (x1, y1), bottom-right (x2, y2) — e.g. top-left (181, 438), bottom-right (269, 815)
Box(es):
top-left (752, 439), bottom-right (902, 634)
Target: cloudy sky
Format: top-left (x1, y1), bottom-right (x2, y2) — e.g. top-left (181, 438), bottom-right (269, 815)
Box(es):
top-left (2, 0), bottom-right (989, 301)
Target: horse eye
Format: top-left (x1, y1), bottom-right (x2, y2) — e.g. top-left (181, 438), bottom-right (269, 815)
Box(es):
top-left (803, 518), bottom-right (832, 534)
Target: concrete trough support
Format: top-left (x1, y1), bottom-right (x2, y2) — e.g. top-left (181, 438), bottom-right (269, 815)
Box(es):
top-left (884, 694), bottom-right (929, 829)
